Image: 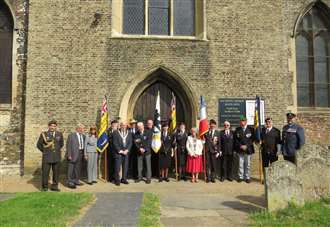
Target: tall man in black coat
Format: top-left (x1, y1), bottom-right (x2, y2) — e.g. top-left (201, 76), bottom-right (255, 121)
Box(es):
top-left (219, 120), bottom-right (235, 182)
top-left (173, 122), bottom-right (188, 181)
top-left (134, 122), bottom-right (153, 184)
top-left (37, 120), bottom-right (64, 191)
top-left (261, 117), bottom-right (281, 168)
top-left (205, 119), bottom-right (221, 183)
top-left (112, 121), bottom-right (133, 186)
top-left (234, 116), bottom-right (255, 183)
top-left (107, 120), bottom-right (119, 182)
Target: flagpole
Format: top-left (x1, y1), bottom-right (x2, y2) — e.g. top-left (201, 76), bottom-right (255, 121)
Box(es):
top-left (174, 147), bottom-right (178, 181)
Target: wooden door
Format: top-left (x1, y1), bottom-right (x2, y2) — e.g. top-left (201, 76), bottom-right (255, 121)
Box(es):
top-left (133, 81), bottom-right (185, 125)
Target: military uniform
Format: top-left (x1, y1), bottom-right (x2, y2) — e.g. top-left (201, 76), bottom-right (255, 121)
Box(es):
top-left (261, 126), bottom-right (281, 167)
top-left (282, 122), bottom-right (305, 164)
top-left (37, 130), bottom-right (64, 191)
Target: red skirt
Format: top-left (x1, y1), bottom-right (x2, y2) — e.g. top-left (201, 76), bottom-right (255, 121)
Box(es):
top-left (186, 155), bottom-right (203, 173)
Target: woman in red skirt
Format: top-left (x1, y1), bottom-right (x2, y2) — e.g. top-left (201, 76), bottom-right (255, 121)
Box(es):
top-left (186, 128), bottom-right (204, 183)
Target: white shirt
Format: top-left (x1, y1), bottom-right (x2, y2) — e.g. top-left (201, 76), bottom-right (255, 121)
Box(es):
top-left (76, 132), bottom-right (84, 150)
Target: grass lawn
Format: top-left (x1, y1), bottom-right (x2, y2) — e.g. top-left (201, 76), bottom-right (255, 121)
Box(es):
top-left (0, 192), bottom-right (93, 227)
top-left (250, 197), bottom-right (330, 227)
top-left (139, 192), bottom-right (162, 227)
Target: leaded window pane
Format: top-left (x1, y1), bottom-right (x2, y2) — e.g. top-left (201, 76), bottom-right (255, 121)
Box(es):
top-left (315, 84), bottom-right (329, 107)
top-left (0, 2), bottom-right (13, 104)
top-left (173, 0), bottom-right (195, 36)
top-left (123, 0), bottom-right (145, 34)
top-left (298, 84), bottom-right (310, 107)
top-left (148, 0), bottom-right (169, 35)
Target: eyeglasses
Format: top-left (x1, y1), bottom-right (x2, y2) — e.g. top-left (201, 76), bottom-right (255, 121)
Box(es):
top-left (224, 124), bottom-right (230, 126)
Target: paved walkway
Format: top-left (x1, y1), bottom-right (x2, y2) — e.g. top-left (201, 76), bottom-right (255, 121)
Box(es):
top-left (73, 192), bottom-right (143, 227)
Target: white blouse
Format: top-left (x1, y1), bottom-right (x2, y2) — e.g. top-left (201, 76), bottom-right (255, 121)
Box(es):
top-left (186, 136), bottom-right (204, 156)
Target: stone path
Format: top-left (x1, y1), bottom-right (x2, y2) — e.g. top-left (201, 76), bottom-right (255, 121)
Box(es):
top-left (73, 192), bottom-right (143, 227)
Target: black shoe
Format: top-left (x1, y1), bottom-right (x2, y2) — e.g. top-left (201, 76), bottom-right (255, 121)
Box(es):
top-left (41, 188), bottom-right (48, 192)
top-left (164, 178), bottom-right (170, 182)
top-left (75, 182), bottom-right (83, 186)
top-left (182, 176), bottom-right (187, 181)
top-left (227, 178), bottom-right (233, 182)
top-left (206, 179), bottom-right (210, 183)
top-left (245, 179), bottom-right (251, 184)
top-left (92, 181), bottom-right (97, 184)
top-left (115, 181), bottom-right (120, 186)
top-left (135, 179), bottom-right (142, 183)
top-left (146, 179), bottom-right (151, 184)
top-left (211, 179), bottom-right (216, 183)
top-left (121, 179), bottom-right (129, 185)
top-left (159, 178), bottom-right (163, 182)
top-left (237, 179), bottom-right (243, 183)
top-left (87, 182), bottom-right (93, 185)
top-left (68, 184), bottom-right (76, 189)
top-left (220, 177), bottom-right (225, 182)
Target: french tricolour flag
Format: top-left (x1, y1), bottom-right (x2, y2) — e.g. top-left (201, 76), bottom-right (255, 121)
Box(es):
top-left (199, 96), bottom-right (209, 140)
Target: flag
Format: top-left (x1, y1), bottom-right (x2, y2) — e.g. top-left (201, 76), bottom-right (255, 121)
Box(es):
top-left (254, 96), bottom-right (262, 142)
top-left (199, 96), bottom-right (209, 140)
top-left (97, 96), bottom-right (109, 153)
top-left (151, 91), bottom-right (161, 153)
top-left (169, 92), bottom-right (177, 134)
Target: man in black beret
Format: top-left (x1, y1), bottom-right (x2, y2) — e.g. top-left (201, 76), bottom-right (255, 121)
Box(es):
top-left (37, 120), bottom-right (64, 191)
top-left (281, 113), bottom-right (305, 164)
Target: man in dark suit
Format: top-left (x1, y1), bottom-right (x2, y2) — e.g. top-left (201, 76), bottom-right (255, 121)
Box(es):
top-left (234, 116), bottom-right (255, 183)
top-left (112, 121), bottom-right (133, 186)
top-left (281, 113), bottom-right (305, 164)
top-left (107, 120), bottom-right (119, 182)
top-left (128, 119), bottom-right (138, 179)
top-left (219, 120), bottom-right (235, 182)
top-left (173, 122), bottom-right (188, 181)
top-left (205, 119), bottom-right (221, 183)
top-left (66, 123), bottom-right (85, 189)
top-left (37, 120), bottom-right (64, 191)
top-left (261, 117), bottom-right (281, 168)
top-left (134, 122), bottom-right (153, 184)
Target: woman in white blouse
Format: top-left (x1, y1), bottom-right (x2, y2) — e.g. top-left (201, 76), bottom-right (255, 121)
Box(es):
top-left (186, 128), bottom-right (204, 183)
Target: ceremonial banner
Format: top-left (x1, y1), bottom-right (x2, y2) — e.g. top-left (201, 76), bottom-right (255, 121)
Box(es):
top-left (199, 96), bottom-right (209, 139)
top-left (97, 96), bottom-right (109, 153)
top-left (254, 96), bottom-right (262, 142)
top-left (169, 92), bottom-right (177, 133)
top-left (152, 91), bottom-right (161, 153)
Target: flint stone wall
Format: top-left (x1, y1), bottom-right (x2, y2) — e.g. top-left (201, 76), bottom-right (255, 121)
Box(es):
top-left (265, 144), bottom-right (330, 211)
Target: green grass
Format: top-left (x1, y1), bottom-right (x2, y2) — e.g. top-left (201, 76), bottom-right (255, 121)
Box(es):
top-left (0, 192), bottom-right (93, 227)
top-left (250, 197), bottom-right (330, 227)
top-left (139, 192), bottom-right (162, 227)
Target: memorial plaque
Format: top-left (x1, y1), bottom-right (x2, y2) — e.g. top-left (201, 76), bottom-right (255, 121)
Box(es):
top-left (219, 99), bottom-right (246, 127)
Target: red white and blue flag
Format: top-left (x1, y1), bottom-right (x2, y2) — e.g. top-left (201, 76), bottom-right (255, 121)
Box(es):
top-left (199, 96), bottom-right (209, 139)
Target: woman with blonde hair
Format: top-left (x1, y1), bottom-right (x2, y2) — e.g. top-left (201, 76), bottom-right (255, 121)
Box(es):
top-left (84, 125), bottom-right (98, 185)
top-left (186, 128), bottom-right (204, 183)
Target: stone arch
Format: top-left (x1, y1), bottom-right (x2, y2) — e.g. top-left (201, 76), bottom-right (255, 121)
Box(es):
top-left (292, 0), bottom-right (330, 37)
top-left (119, 66), bottom-right (198, 128)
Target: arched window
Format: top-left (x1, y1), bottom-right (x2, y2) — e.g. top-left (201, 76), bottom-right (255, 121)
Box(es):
top-left (0, 2), bottom-right (13, 104)
top-left (122, 0), bottom-right (198, 37)
top-left (296, 5), bottom-right (330, 107)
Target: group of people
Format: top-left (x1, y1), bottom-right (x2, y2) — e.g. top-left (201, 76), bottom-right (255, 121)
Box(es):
top-left (37, 112), bottom-right (305, 191)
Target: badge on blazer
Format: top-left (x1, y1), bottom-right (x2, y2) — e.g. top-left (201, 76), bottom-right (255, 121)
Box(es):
top-left (143, 136), bottom-right (147, 140)
top-left (246, 133), bottom-right (252, 138)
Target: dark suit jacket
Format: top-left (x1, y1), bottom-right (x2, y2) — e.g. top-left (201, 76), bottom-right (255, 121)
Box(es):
top-left (160, 132), bottom-right (173, 155)
top-left (261, 127), bottom-right (281, 155)
top-left (205, 129), bottom-right (220, 154)
top-left (112, 130), bottom-right (133, 154)
top-left (37, 130), bottom-right (64, 163)
top-left (66, 132), bottom-right (85, 162)
top-left (134, 130), bottom-right (152, 155)
top-left (219, 130), bottom-right (234, 156)
top-left (174, 130), bottom-right (188, 153)
top-left (234, 126), bottom-right (255, 154)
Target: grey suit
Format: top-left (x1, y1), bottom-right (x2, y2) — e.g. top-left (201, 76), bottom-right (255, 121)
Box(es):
top-left (66, 132), bottom-right (85, 186)
top-left (84, 135), bottom-right (98, 183)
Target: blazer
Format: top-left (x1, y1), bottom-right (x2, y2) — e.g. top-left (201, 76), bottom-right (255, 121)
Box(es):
top-left (160, 131), bottom-right (173, 155)
top-left (134, 130), bottom-right (152, 155)
top-left (186, 136), bottom-right (204, 156)
top-left (205, 129), bottom-right (220, 154)
top-left (112, 130), bottom-right (133, 154)
top-left (234, 126), bottom-right (255, 154)
top-left (37, 130), bottom-right (64, 163)
top-left (66, 132), bottom-right (85, 162)
top-left (282, 123), bottom-right (305, 157)
top-left (84, 134), bottom-right (97, 156)
top-left (261, 127), bottom-right (281, 155)
top-left (219, 129), bottom-right (234, 156)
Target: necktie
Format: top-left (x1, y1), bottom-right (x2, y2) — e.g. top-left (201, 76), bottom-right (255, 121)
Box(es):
top-left (79, 134), bottom-right (83, 149)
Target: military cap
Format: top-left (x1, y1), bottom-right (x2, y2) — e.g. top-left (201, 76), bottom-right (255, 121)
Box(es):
top-left (48, 120), bottom-right (57, 126)
top-left (240, 115), bottom-right (247, 121)
top-left (286, 113), bottom-right (296, 119)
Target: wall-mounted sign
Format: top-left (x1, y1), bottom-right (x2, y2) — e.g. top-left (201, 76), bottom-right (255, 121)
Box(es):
top-left (218, 98), bottom-right (265, 127)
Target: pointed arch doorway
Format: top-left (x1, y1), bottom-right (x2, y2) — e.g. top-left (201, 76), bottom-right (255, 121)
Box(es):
top-left (123, 68), bottom-right (196, 129)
